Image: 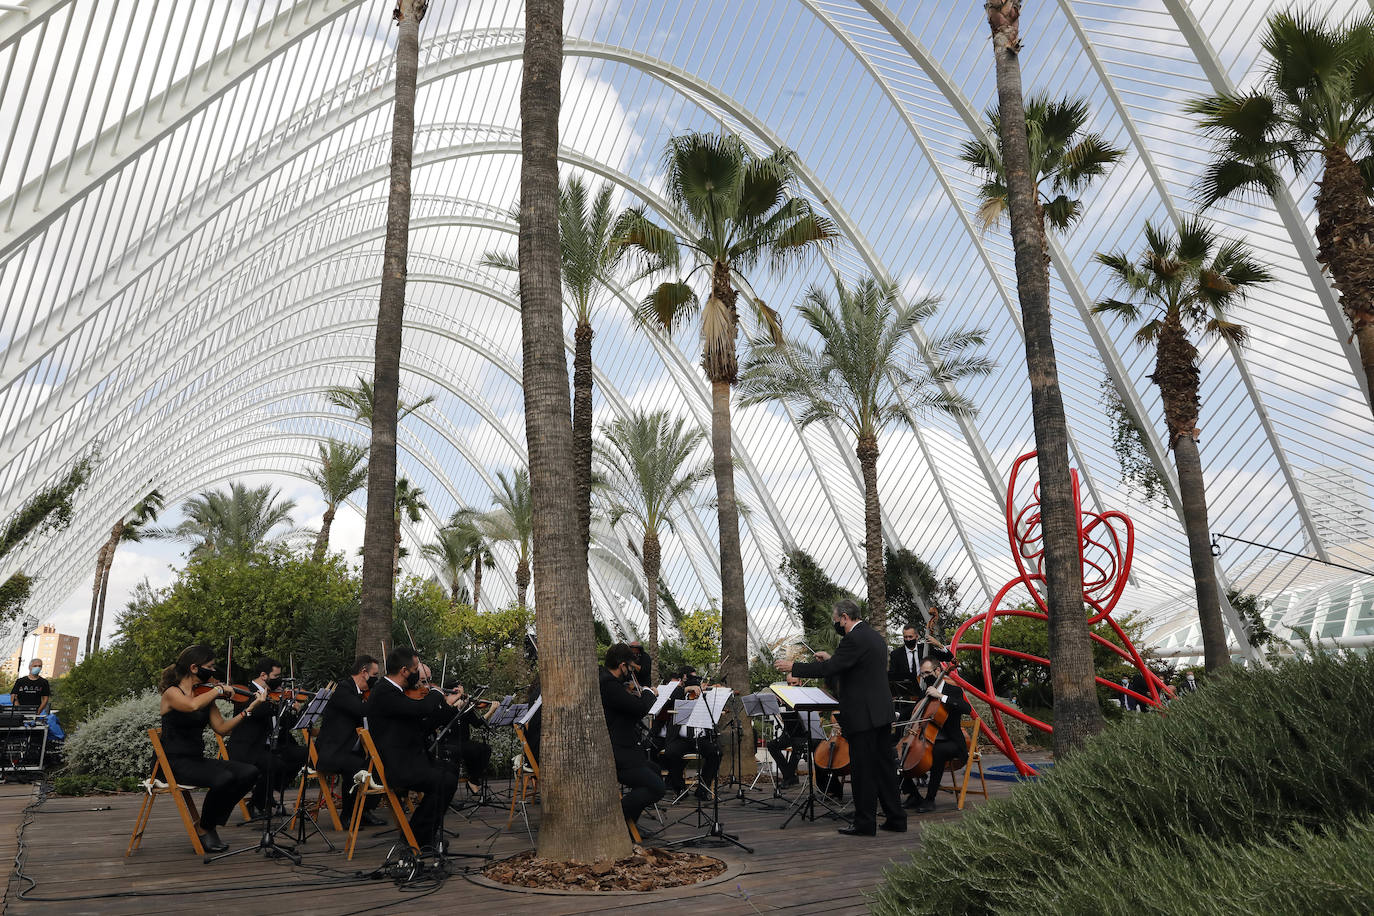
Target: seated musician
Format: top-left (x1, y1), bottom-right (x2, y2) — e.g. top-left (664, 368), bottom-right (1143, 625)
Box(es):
top-left (10, 659), bottom-right (51, 714)
top-left (909, 658), bottom-right (972, 813)
top-left (627, 640), bottom-right (653, 683)
top-left (600, 642), bottom-right (665, 831)
top-left (363, 647), bottom-right (465, 851)
top-left (662, 669), bottom-right (722, 799)
top-left (157, 645), bottom-right (264, 853)
top-left (427, 673), bottom-right (492, 796)
top-left (767, 677), bottom-right (817, 788)
top-left (314, 654), bottom-right (385, 827)
top-left (227, 656), bottom-right (308, 819)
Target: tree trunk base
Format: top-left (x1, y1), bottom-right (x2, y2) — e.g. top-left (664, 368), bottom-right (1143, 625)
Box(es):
top-left (482, 848), bottom-right (725, 892)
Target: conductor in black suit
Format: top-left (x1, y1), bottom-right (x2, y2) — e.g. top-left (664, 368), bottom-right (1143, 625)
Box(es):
top-left (363, 647), bottom-right (464, 849)
top-left (315, 654), bottom-right (384, 827)
top-left (775, 599), bottom-right (906, 837)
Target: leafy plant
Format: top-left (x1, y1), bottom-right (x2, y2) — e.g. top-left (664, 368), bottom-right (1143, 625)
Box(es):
top-left (1101, 376), bottom-right (1168, 508)
top-left (62, 689), bottom-right (215, 780)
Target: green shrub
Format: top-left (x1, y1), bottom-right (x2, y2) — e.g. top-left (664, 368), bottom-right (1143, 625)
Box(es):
top-left (873, 652), bottom-right (1374, 915)
top-left (51, 773), bottom-right (140, 795)
top-left (62, 689), bottom-right (216, 780)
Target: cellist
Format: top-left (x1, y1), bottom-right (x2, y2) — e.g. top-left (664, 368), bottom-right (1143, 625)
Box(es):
top-left (907, 658), bottom-right (972, 813)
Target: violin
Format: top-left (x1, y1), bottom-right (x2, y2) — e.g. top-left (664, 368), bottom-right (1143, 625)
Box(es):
top-left (405, 683), bottom-right (464, 700)
top-left (193, 680), bottom-right (254, 699)
top-left (897, 660), bottom-right (957, 778)
top-left (267, 688), bottom-right (312, 705)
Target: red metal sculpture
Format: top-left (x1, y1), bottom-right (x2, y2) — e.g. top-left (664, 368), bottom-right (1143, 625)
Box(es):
top-left (946, 451), bottom-right (1169, 775)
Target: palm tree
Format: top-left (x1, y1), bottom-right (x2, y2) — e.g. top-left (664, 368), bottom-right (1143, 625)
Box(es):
top-left (481, 177), bottom-right (632, 560)
top-left (614, 131), bottom-right (837, 711)
top-left (355, 0), bottom-right (428, 658)
top-left (979, 0), bottom-right (1112, 753)
top-left (740, 276), bottom-right (991, 632)
top-left (324, 374), bottom-right (435, 425)
top-left (520, 0), bottom-right (632, 861)
top-left (422, 527), bottom-right (473, 607)
top-left (392, 477), bottom-right (427, 580)
top-left (594, 409), bottom-right (712, 683)
top-left (1094, 218), bottom-right (1272, 671)
top-left (451, 517), bottom-right (495, 610)
top-left (306, 439), bottom-right (368, 562)
top-left (172, 482), bottom-right (297, 557)
top-left (1187, 10), bottom-right (1374, 417)
top-left (457, 469), bottom-right (533, 610)
top-left (85, 489), bottom-right (164, 658)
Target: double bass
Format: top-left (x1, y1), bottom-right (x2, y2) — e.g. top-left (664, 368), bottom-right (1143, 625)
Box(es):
top-left (897, 660), bottom-right (957, 778)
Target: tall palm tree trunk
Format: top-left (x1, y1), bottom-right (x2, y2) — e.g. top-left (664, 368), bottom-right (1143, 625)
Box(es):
top-left (516, 556), bottom-right (530, 612)
top-left (85, 535), bottom-right (114, 657)
top-left (643, 529), bottom-right (661, 685)
top-left (357, 0), bottom-right (422, 657)
top-left (574, 320), bottom-right (594, 558)
top-left (471, 561), bottom-right (483, 610)
top-left (857, 435), bottom-right (886, 632)
top-left (1154, 320), bottom-right (1229, 670)
top-left (1315, 146), bottom-right (1374, 416)
top-left (393, 528), bottom-right (403, 581)
top-left (93, 540), bottom-right (118, 652)
top-left (313, 505), bottom-right (336, 562)
top-left (450, 577), bottom-right (462, 607)
top-left (521, 0), bottom-right (631, 862)
top-left (986, 0), bottom-right (1102, 754)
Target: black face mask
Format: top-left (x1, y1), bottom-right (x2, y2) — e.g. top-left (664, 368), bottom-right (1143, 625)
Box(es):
top-left (195, 666), bottom-right (216, 683)
top-left (684, 675), bottom-right (701, 687)
top-left (833, 620), bottom-right (846, 637)
top-left (266, 677), bottom-right (283, 690)
top-left (405, 670), bottom-right (421, 689)
top-left (365, 675), bottom-right (379, 691)
top-left (903, 639), bottom-right (918, 650)
top-left (922, 673), bottom-right (937, 688)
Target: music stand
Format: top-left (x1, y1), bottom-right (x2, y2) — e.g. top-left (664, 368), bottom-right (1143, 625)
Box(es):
top-left (659, 688), bottom-right (752, 854)
top-left (771, 684), bottom-right (851, 830)
top-left (275, 687), bottom-right (336, 850)
top-left (736, 692), bottom-right (784, 807)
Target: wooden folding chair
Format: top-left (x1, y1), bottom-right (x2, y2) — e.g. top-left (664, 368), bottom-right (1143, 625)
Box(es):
top-left (506, 723), bottom-right (540, 832)
top-left (289, 728), bottom-right (343, 832)
top-left (346, 728), bottom-right (421, 859)
top-left (214, 733), bottom-right (254, 823)
top-left (938, 719), bottom-right (989, 810)
top-left (127, 728), bottom-right (206, 856)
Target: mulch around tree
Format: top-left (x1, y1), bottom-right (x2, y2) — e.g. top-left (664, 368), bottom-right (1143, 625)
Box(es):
top-left (481, 846), bottom-right (728, 893)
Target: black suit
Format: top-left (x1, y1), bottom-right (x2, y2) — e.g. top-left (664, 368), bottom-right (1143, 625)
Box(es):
top-left (792, 622), bottom-right (905, 832)
top-left (661, 684), bottom-right (721, 792)
top-left (362, 678), bottom-right (459, 847)
top-left (227, 690), bottom-right (307, 811)
top-left (599, 667), bottom-right (664, 823)
top-left (889, 642), bottom-right (953, 693)
top-left (767, 710), bottom-right (817, 782)
top-left (315, 681), bottom-right (374, 819)
top-left (921, 680), bottom-right (972, 804)
top-left (435, 704), bottom-right (492, 784)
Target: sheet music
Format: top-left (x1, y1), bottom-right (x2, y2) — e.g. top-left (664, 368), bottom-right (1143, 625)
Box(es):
top-left (800, 710), bottom-right (825, 740)
top-left (770, 683), bottom-right (837, 709)
top-left (676, 686), bottom-right (731, 729)
top-left (517, 695), bottom-right (542, 726)
top-left (647, 681), bottom-right (680, 717)
top-left (742, 691), bottom-right (781, 717)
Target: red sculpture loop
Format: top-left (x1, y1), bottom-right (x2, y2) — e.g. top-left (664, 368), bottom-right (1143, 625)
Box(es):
top-left (946, 451), bottom-right (1168, 775)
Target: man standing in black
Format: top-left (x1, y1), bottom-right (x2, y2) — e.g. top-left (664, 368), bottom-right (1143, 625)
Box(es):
top-left (315, 654), bottom-right (384, 827)
top-left (600, 642), bottom-right (664, 831)
top-left (10, 659), bottom-right (50, 713)
top-left (775, 599), bottom-right (906, 836)
top-left (363, 647), bottom-right (464, 850)
top-left (910, 657), bottom-right (972, 813)
top-left (888, 624), bottom-right (953, 693)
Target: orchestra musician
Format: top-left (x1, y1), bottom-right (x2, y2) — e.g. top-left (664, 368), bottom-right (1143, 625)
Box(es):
top-left (600, 642), bottom-right (665, 831)
top-left (314, 655), bottom-right (385, 828)
top-left (767, 676), bottom-right (819, 789)
top-left (425, 672), bottom-right (492, 796)
top-left (157, 645), bottom-right (263, 853)
top-left (909, 657), bottom-right (972, 813)
top-left (363, 647), bottom-right (465, 850)
top-left (776, 599), bottom-right (906, 837)
top-left (888, 623), bottom-right (953, 693)
top-left (662, 671), bottom-right (721, 799)
top-left (227, 656), bottom-right (308, 818)
top-left (627, 640), bottom-right (653, 683)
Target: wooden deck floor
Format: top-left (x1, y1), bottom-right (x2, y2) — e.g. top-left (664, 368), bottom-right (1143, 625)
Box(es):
top-left (3, 754), bottom-right (1038, 916)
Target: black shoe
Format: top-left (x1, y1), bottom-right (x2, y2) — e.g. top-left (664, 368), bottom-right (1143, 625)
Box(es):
top-left (360, 810), bottom-right (386, 827)
top-left (200, 828), bottom-right (228, 853)
top-left (879, 820), bottom-right (907, 833)
top-left (914, 800), bottom-right (935, 814)
top-left (838, 826), bottom-right (875, 837)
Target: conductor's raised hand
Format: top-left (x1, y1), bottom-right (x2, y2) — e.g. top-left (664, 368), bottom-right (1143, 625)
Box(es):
top-left (773, 659), bottom-right (793, 674)
top-left (813, 651), bottom-right (831, 661)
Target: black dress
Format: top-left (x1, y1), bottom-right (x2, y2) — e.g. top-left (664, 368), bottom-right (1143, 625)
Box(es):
top-left (160, 690), bottom-right (260, 829)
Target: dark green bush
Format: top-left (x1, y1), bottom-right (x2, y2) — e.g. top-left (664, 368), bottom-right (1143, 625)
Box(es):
top-left (52, 773), bottom-right (140, 796)
top-left (873, 652), bottom-right (1374, 915)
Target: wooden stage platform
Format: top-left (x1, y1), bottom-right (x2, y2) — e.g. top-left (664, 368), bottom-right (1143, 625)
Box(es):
top-left (2, 755), bottom-right (1036, 915)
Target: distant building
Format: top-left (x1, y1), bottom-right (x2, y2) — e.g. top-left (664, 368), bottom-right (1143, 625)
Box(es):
top-left (1300, 466), bottom-right (1373, 546)
top-left (6, 623), bottom-right (80, 678)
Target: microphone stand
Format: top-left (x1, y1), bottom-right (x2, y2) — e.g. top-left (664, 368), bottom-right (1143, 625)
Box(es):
top-left (660, 691), bottom-right (753, 855)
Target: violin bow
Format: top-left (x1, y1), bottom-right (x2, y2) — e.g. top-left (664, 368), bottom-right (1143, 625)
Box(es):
top-left (403, 620), bottom-right (419, 653)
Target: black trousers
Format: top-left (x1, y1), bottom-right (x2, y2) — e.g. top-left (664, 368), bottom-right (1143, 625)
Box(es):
top-left (230, 742), bottom-right (308, 810)
top-left (847, 725), bottom-right (905, 833)
top-left (384, 756), bottom-right (458, 848)
top-left (663, 734), bottom-right (721, 790)
top-left (767, 736), bottom-right (808, 780)
top-left (166, 755), bottom-right (259, 829)
top-left (316, 749), bottom-right (378, 818)
top-left (924, 737), bottom-right (967, 803)
top-left (613, 746), bottom-right (665, 823)
top-left (441, 739), bottom-right (492, 783)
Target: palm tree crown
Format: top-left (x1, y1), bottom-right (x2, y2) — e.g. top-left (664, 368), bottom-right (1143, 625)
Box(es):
top-left (960, 94), bottom-right (1125, 233)
top-left (173, 482), bottom-right (298, 557)
top-left (306, 439), bottom-right (368, 561)
top-left (456, 468), bottom-right (534, 609)
top-left (325, 374), bottom-right (435, 424)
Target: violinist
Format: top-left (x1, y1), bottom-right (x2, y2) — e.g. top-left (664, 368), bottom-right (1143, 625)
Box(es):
top-left (775, 599), bottom-right (905, 837)
top-left (908, 658), bottom-right (971, 814)
top-left (627, 640), bottom-right (653, 684)
top-left (227, 656), bottom-right (308, 819)
top-left (315, 655), bottom-right (384, 828)
top-left (157, 645), bottom-right (264, 853)
top-left (662, 668), bottom-right (721, 800)
top-left (600, 643), bottom-right (664, 831)
top-left (363, 647), bottom-right (464, 851)
top-left (423, 672), bottom-right (491, 797)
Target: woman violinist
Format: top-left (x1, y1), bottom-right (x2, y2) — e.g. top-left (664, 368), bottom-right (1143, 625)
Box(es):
top-left (158, 644), bottom-right (265, 852)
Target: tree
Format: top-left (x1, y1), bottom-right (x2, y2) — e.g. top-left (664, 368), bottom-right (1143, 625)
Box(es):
top-left (482, 177), bottom-right (633, 560)
top-left (594, 408), bottom-right (712, 683)
top-left (86, 489), bottom-right (165, 658)
top-left (978, 1), bottom-right (1116, 753)
top-left (392, 477), bottom-right (427, 580)
top-left (885, 545), bottom-right (963, 635)
top-left (1187, 10), bottom-right (1374, 417)
top-left (355, 0), bottom-right (429, 658)
top-left (324, 374), bottom-right (435, 425)
top-left (0, 452), bottom-right (95, 626)
top-left (171, 482), bottom-right (298, 558)
top-left (306, 439), bottom-right (368, 562)
top-left (447, 516), bottom-right (494, 610)
top-left (457, 469), bottom-right (533, 610)
top-left (740, 275), bottom-right (990, 632)
top-left (1094, 217), bottom-right (1272, 670)
top-left (422, 527), bottom-right (473, 607)
top-left (779, 549), bottom-right (854, 635)
top-left (614, 130), bottom-right (837, 722)
top-left (520, 0), bottom-right (631, 862)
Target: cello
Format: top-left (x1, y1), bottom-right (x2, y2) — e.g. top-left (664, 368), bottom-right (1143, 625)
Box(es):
top-left (812, 717), bottom-right (850, 776)
top-left (897, 659), bottom-right (957, 778)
